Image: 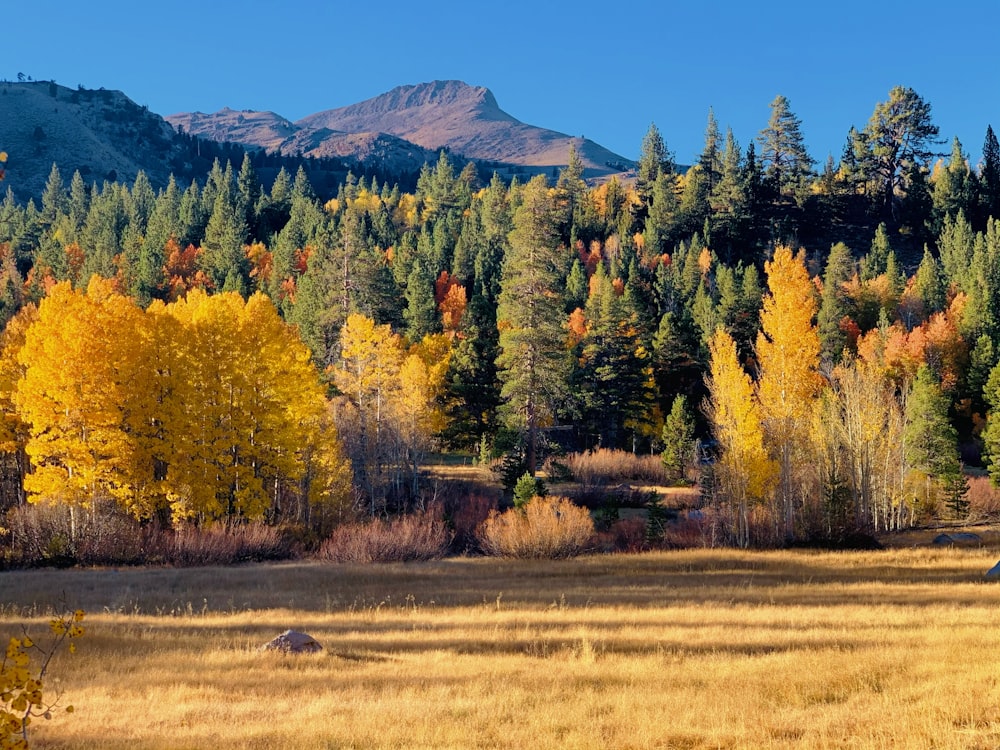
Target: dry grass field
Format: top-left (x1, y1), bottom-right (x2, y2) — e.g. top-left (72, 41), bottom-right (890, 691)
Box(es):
top-left (5, 547), bottom-right (1000, 748)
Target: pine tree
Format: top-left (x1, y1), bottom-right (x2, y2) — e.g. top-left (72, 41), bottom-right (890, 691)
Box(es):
top-left (636, 123), bottom-right (673, 206)
top-left (862, 86), bottom-right (942, 216)
top-left (817, 242), bottom-right (855, 365)
top-left (757, 95), bottom-right (813, 197)
top-left (980, 125), bottom-right (1000, 224)
top-left (661, 395), bottom-right (695, 484)
top-left (906, 366), bottom-right (966, 516)
top-left (496, 176), bottom-right (570, 475)
top-left (200, 187), bottom-right (248, 291)
top-left (404, 257), bottom-right (439, 341)
top-left (913, 245), bottom-right (945, 317)
top-left (698, 108), bottom-right (722, 194)
top-left (861, 223), bottom-right (892, 281)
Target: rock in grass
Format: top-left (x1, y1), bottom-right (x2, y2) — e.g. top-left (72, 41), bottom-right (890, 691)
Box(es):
top-left (933, 532), bottom-right (982, 546)
top-left (985, 562), bottom-right (1000, 580)
top-left (950, 532), bottom-right (982, 544)
top-left (260, 630), bottom-right (322, 654)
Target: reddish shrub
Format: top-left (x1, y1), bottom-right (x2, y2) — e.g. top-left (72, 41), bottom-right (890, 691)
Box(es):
top-left (317, 508), bottom-right (452, 563)
top-left (169, 523), bottom-right (294, 566)
top-left (966, 475), bottom-right (1000, 521)
top-left (560, 449), bottom-right (668, 487)
top-left (591, 517), bottom-right (648, 553)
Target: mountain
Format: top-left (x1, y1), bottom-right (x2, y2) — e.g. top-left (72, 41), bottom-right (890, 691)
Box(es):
top-left (0, 82), bottom-right (384, 202)
top-left (169, 106), bottom-right (440, 176)
top-left (169, 81), bottom-right (633, 178)
top-left (0, 81), bottom-right (182, 200)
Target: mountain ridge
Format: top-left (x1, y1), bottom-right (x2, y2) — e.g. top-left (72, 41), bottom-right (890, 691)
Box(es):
top-left (169, 80), bottom-right (633, 178)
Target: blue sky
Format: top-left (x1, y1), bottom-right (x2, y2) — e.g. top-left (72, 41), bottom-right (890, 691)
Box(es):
top-left (6, 1), bottom-right (999, 166)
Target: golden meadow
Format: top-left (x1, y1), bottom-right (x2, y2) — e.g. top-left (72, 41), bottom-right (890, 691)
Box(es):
top-left (5, 547), bottom-right (1000, 749)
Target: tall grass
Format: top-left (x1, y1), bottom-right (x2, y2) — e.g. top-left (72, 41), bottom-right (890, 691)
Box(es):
top-left (6, 548), bottom-right (1000, 748)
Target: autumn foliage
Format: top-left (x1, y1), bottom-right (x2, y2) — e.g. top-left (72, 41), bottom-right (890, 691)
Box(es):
top-left (5, 278), bottom-right (351, 528)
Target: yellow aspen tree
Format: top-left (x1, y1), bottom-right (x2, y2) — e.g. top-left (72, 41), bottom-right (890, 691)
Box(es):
top-left (756, 246), bottom-right (821, 540)
top-left (163, 290), bottom-right (334, 523)
top-left (238, 291), bottom-right (332, 517)
top-left (830, 358), bottom-right (907, 531)
top-left (394, 333), bottom-right (452, 498)
top-left (15, 278), bottom-right (162, 522)
top-left (299, 405), bottom-right (354, 536)
top-left (163, 290), bottom-right (248, 520)
top-left (0, 304), bottom-right (38, 506)
top-left (706, 327), bottom-right (775, 547)
top-left (333, 313), bottom-right (404, 513)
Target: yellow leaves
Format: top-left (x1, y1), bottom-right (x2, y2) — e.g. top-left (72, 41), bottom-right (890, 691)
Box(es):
top-left (164, 291), bottom-right (330, 522)
top-left (708, 328), bottom-right (776, 504)
top-left (756, 246), bottom-right (822, 427)
top-left (348, 189), bottom-right (383, 214)
top-left (697, 246), bottom-right (713, 276)
top-left (335, 313), bottom-right (451, 466)
top-left (15, 280), bottom-right (159, 513)
top-left (12, 280), bottom-right (337, 524)
top-left (2, 609), bottom-right (84, 746)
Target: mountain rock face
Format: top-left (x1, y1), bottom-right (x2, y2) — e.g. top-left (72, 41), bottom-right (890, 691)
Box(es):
top-left (0, 81), bottom-right (181, 200)
top-left (169, 107), bottom-right (298, 152)
top-left (170, 81), bottom-right (632, 177)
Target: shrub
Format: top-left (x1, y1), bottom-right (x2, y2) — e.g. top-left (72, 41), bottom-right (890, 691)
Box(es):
top-left (317, 508), bottom-right (452, 563)
top-left (4, 501), bottom-right (149, 567)
top-left (965, 476), bottom-right (1000, 520)
top-left (561, 449), bottom-right (668, 487)
top-left (591, 517), bottom-right (648, 553)
top-left (476, 496), bottom-right (595, 559)
top-left (444, 493), bottom-right (499, 553)
top-left (661, 511), bottom-right (711, 549)
top-left (169, 523), bottom-right (294, 566)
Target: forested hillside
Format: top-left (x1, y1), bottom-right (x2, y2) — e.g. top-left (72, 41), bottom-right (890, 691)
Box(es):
top-left (2, 84), bottom-right (999, 548)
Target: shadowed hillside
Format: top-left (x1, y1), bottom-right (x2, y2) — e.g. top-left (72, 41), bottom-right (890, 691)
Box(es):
top-left (0, 81), bottom-right (180, 199)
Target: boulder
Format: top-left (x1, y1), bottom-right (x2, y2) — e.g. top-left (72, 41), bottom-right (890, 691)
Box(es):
top-left (950, 532), bottom-right (982, 544)
top-left (986, 561), bottom-right (1000, 580)
top-left (933, 532), bottom-right (982, 546)
top-left (260, 629), bottom-right (322, 654)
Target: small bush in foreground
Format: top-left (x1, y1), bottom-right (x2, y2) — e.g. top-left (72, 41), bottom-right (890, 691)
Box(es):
top-left (476, 496), bottom-right (594, 559)
top-left (318, 508), bottom-right (452, 563)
